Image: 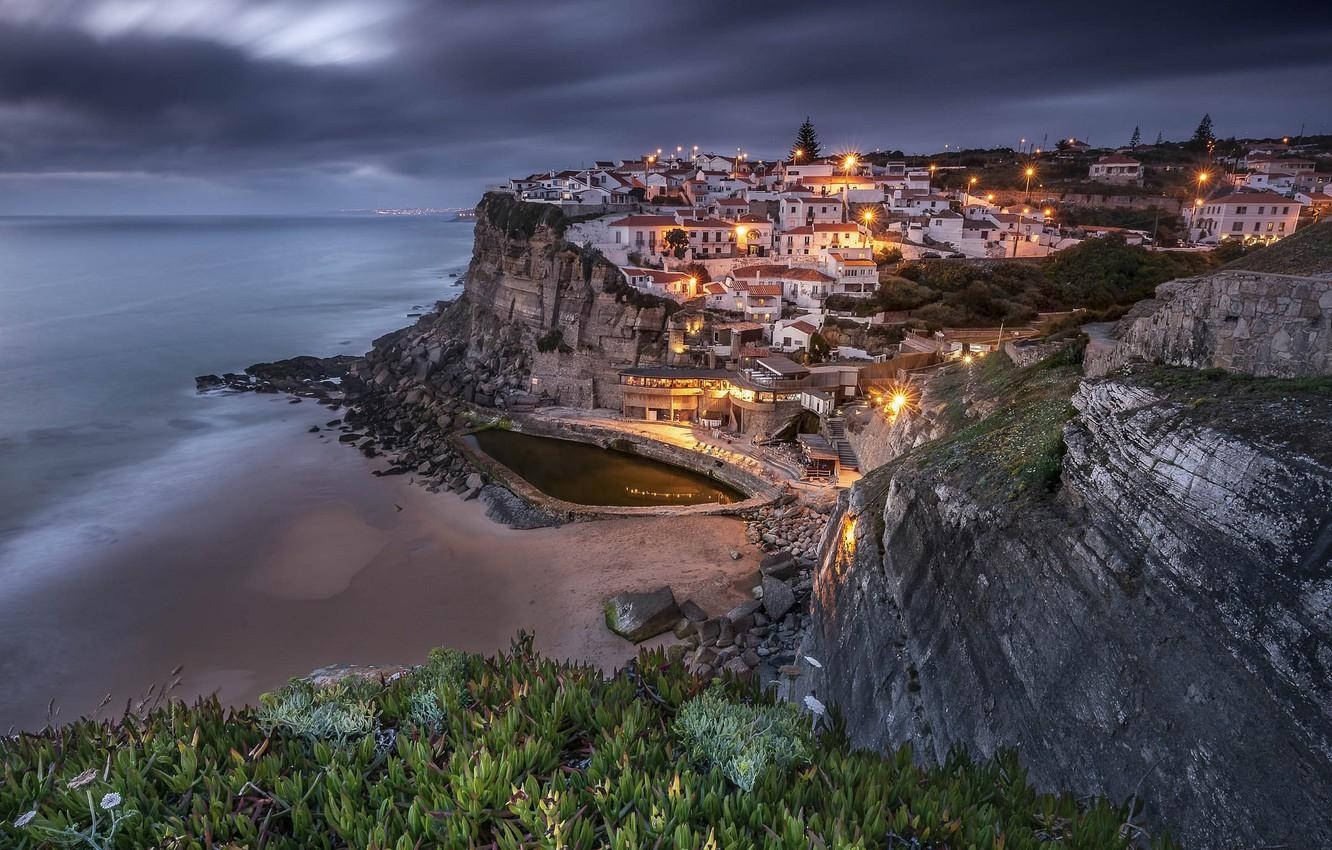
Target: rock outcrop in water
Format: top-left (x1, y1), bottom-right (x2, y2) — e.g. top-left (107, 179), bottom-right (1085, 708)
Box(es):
top-left (796, 245), bottom-right (1332, 846)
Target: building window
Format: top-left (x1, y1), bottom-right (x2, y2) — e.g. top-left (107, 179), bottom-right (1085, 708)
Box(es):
top-left (1232, 222), bottom-right (1243, 232)
top-left (1236, 206), bottom-right (1247, 214)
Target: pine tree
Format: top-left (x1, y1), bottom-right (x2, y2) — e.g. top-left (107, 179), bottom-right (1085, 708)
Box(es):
top-left (1155, 130), bottom-right (1164, 145)
top-left (1129, 126), bottom-right (1141, 148)
top-left (792, 117), bottom-right (821, 161)
top-left (1189, 114), bottom-right (1215, 151)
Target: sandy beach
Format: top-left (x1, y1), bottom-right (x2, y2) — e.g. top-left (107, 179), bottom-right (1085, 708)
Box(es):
top-left (0, 394), bottom-right (758, 731)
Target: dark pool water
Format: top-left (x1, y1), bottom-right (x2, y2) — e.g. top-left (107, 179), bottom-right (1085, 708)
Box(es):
top-left (468, 429), bottom-right (744, 507)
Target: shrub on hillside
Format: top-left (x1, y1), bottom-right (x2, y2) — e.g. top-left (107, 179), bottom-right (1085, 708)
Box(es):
top-left (0, 637), bottom-right (1177, 849)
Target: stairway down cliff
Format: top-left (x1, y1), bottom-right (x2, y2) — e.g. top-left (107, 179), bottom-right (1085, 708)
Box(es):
top-left (797, 342), bottom-right (1332, 847)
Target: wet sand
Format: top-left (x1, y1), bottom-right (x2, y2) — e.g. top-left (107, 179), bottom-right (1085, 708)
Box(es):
top-left (0, 396), bottom-right (759, 732)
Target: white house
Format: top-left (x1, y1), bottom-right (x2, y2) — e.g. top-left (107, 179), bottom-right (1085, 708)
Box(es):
top-left (779, 195), bottom-right (844, 229)
top-left (740, 283), bottom-right (782, 323)
top-left (781, 267), bottom-right (838, 308)
top-left (773, 319), bottom-right (819, 353)
top-left (822, 253), bottom-right (878, 296)
top-left (1188, 191), bottom-right (1304, 244)
top-left (608, 214), bottom-right (682, 256)
top-left (734, 215), bottom-right (776, 256)
top-left (1088, 154), bottom-right (1144, 186)
top-left (619, 267), bottom-right (699, 300)
top-left (780, 223), bottom-right (870, 257)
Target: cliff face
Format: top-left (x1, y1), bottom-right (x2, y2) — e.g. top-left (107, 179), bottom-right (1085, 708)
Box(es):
top-left (458, 193), bottom-right (672, 409)
top-left (797, 357), bottom-right (1332, 848)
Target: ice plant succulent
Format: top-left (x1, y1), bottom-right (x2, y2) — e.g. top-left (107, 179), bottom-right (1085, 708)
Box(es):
top-left (0, 637), bottom-right (1175, 848)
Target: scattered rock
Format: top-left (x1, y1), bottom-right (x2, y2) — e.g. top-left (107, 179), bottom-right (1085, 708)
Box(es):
top-left (761, 577), bottom-right (796, 621)
top-left (680, 599), bottom-right (709, 622)
top-left (604, 586), bottom-right (681, 643)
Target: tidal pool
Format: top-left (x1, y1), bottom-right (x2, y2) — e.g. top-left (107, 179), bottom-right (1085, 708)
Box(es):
top-left (467, 429), bottom-right (744, 507)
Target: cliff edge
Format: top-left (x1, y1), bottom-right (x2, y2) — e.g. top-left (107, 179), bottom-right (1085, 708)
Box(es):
top-left (797, 339), bottom-right (1332, 846)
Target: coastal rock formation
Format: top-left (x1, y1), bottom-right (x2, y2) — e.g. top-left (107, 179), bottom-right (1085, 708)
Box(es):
top-left (796, 348), bottom-right (1332, 848)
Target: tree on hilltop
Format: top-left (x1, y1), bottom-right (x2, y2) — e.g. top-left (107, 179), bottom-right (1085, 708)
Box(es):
top-left (1155, 130), bottom-right (1164, 145)
top-left (1188, 114), bottom-right (1215, 151)
top-left (792, 117), bottom-right (821, 160)
top-left (1129, 126), bottom-right (1141, 148)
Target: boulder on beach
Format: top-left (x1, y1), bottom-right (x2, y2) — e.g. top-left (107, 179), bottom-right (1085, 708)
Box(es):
top-left (604, 586), bottom-right (681, 643)
top-left (761, 576), bottom-right (796, 621)
top-left (759, 552), bottom-right (799, 581)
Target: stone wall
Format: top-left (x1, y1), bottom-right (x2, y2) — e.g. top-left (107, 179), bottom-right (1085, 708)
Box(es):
top-left (1087, 270), bottom-right (1332, 378)
top-left (1002, 338), bottom-right (1068, 368)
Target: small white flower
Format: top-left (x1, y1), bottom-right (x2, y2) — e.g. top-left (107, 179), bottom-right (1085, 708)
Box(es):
top-left (803, 695), bottom-right (826, 716)
top-left (99, 793), bottom-right (122, 811)
top-left (13, 810), bottom-right (37, 828)
top-left (803, 655), bottom-right (823, 669)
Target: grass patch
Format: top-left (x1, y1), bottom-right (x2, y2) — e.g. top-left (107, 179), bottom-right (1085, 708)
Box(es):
top-left (1, 637), bottom-right (1175, 849)
top-left (916, 349), bottom-right (1085, 499)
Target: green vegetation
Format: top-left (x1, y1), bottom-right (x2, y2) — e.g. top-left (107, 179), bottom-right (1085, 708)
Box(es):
top-left (791, 116), bottom-right (820, 160)
top-left (1223, 218), bottom-right (1332, 276)
top-left (483, 191), bottom-right (568, 240)
top-left (920, 345), bottom-right (1086, 498)
top-left (827, 237), bottom-right (1213, 328)
top-left (1, 638), bottom-right (1174, 849)
top-left (664, 228), bottom-right (689, 260)
top-left (1052, 204), bottom-right (1184, 246)
top-left (1044, 237), bottom-right (1215, 309)
top-left (536, 327), bottom-right (566, 353)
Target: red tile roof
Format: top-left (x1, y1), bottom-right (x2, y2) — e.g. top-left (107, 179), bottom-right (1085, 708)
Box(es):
top-left (611, 215), bottom-right (679, 227)
top-left (745, 284), bottom-right (783, 296)
top-left (788, 320), bottom-right (819, 335)
top-left (1095, 154), bottom-right (1140, 165)
top-left (783, 223), bottom-right (862, 234)
top-left (733, 264), bottom-right (790, 278)
top-left (782, 267), bottom-right (836, 282)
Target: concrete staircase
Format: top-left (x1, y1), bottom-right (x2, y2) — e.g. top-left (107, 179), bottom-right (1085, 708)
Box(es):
top-left (825, 416), bottom-right (859, 472)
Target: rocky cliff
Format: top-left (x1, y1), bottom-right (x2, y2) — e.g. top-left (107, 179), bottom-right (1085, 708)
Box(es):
top-left (797, 349), bottom-right (1332, 848)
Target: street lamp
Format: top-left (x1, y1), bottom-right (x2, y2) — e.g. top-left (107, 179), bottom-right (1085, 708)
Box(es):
top-left (1023, 166), bottom-right (1036, 202)
top-left (842, 155), bottom-right (858, 215)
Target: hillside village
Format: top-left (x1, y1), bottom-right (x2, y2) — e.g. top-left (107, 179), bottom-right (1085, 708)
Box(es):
top-left (493, 122), bottom-right (1330, 483)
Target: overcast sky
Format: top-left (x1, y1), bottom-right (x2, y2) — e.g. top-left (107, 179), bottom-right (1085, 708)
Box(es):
top-left (1, 0), bottom-right (1330, 214)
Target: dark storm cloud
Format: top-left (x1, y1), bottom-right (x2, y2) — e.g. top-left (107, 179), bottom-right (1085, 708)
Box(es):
top-left (1, 0), bottom-right (1329, 212)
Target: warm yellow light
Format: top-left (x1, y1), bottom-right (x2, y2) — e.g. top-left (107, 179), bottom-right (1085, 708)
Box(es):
top-left (1282, 136), bottom-right (1289, 143)
top-left (862, 211), bottom-right (874, 222)
top-left (1043, 208), bottom-right (1053, 217)
top-left (1023, 207), bottom-right (1030, 214)
top-left (969, 176), bottom-right (977, 185)
top-left (929, 164), bottom-right (936, 172)
top-left (1025, 167), bottom-right (1035, 178)
top-left (888, 393), bottom-right (907, 415)
top-left (1195, 198), bottom-right (1203, 205)
top-left (1198, 172), bottom-right (1209, 183)
top-left (735, 226), bottom-right (747, 237)
top-left (986, 193), bottom-right (995, 201)
top-left (794, 148), bottom-right (803, 159)
top-left (962, 354), bottom-right (973, 365)
top-left (844, 155), bottom-right (857, 170)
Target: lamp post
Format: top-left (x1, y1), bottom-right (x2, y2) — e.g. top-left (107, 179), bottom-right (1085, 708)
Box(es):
top-left (1023, 166), bottom-right (1036, 203)
top-left (843, 154), bottom-right (858, 220)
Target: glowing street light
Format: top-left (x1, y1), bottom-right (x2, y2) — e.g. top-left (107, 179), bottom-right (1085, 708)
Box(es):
top-left (962, 354), bottom-right (973, 365)
top-left (888, 393), bottom-right (908, 415)
top-left (1023, 165), bottom-right (1036, 202)
top-left (843, 154), bottom-right (857, 170)
top-left (793, 148), bottom-right (804, 161)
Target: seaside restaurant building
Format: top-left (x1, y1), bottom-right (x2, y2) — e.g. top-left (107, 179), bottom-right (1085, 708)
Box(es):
top-left (618, 365), bottom-right (813, 432)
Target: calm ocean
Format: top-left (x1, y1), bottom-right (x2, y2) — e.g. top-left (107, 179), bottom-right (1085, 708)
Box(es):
top-left (0, 215), bottom-right (474, 727)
